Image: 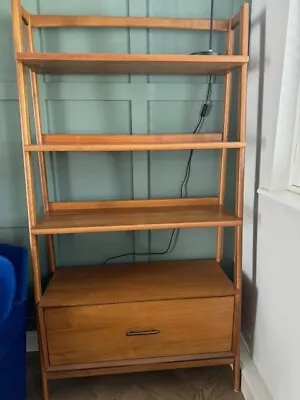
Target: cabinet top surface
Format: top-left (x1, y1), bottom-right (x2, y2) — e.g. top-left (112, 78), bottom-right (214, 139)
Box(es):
top-left (41, 260), bottom-right (236, 307)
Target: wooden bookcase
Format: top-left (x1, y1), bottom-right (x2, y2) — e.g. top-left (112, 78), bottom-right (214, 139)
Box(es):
top-left (11, 1), bottom-right (249, 399)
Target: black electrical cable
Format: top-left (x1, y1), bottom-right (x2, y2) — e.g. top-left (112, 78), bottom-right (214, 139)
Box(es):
top-left (103, 228), bottom-right (180, 265)
top-left (191, 0), bottom-right (216, 56)
top-left (209, 0), bottom-right (215, 52)
top-left (180, 74), bottom-right (215, 199)
top-left (103, 74), bottom-right (215, 265)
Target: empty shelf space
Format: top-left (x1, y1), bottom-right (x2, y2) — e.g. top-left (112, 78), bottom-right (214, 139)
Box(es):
top-left (24, 134), bottom-right (245, 152)
top-left (17, 53), bottom-right (248, 75)
top-left (40, 259), bottom-right (236, 307)
top-left (31, 198), bottom-right (241, 235)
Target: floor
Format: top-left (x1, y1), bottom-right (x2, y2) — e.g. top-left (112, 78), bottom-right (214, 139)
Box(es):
top-left (27, 353), bottom-right (245, 400)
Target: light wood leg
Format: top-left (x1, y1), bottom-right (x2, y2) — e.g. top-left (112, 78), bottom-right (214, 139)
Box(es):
top-left (232, 4), bottom-right (249, 392)
top-left (40, 362), bottom-right (49, 400)
top-left (37, 307), bottom-right (49, 400)
top-left (37, 306), bottom-right (50, 400)
top-left (37, 325), bottom-right (49, 400)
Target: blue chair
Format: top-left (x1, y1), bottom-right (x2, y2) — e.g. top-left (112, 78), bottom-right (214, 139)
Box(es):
top-left (0, 244), bottom-right (28, 400)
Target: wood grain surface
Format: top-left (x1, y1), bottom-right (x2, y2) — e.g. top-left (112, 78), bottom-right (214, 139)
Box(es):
top-left (24, 134), bottom-right (244, 152)
top-left (45, 297), bottom-right (234, 366)
top-left (40, 260), bottom-right (236, 307)
top-left (32, 203), bottom-right (241, 234)
top-left (17, 53), bottom-right (248, 75)
top-left (30, 15), bottom-right (229, 31)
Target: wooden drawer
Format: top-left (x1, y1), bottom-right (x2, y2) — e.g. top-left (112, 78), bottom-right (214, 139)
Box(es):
top-left (45, 297), bottom-right (234, 366)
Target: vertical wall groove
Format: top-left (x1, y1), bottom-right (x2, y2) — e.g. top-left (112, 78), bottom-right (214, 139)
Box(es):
top-left (129, 0), bottom-right (150, 260)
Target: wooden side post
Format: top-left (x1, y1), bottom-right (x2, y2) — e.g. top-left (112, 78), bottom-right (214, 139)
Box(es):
top-left (11, 0), bottom-right (43, 302)
top-left (25, 18), bottom-right (56, 275)
top-left (216, 21), bottom-right (234, 263)
top-left (233, 3), bottom-right (249, 392)
top-left (11, 1), bottom-right (49, 399)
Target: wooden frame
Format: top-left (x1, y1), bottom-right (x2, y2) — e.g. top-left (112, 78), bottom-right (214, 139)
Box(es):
top-left (24, 20), bottom-right (56, 276)
top-left (47, 357), bottom-right (235, 380)
top-left (11, 0), bottom-right (249, 398)
top-left (232, 3), bottom-right (249, 392)
top-left (216, 20), bottom-right (234, 265)
top-left (47, 353), bottom-right (236, 374)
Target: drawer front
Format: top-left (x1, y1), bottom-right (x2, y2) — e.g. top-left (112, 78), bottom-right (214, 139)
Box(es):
top-left (45, 297), bottom-right (234, 366)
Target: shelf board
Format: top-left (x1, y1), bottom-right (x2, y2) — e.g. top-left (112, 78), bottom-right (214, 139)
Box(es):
top-left (31, 198), bottom-right (241, 235)
top-left (24, 133), bottom-right (245, 152)
top-left (17, 52), bottom-right (248, 75)
top-left (40, 259), bottom-right (236, 307)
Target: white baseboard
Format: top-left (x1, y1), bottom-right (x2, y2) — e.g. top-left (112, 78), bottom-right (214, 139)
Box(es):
top-left (26, 331), bottom-right (272, 400)
top-left (26, 330), bottom-right (38, 352)
top-left (240, 338), bottom-right (273, 400)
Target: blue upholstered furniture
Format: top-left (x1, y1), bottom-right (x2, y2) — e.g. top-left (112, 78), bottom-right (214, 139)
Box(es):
top-left (0, 244), bottom-right (28, 400)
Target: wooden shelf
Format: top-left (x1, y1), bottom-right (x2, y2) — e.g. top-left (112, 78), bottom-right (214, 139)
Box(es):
top-left (31, 198), bottom-right (241, 235)
top-left (24, 134), bottom-right (245, 152)
top-left (17, 52), bottom-right (248, 75)
top-left (40, 259), bottom-right (236, 307)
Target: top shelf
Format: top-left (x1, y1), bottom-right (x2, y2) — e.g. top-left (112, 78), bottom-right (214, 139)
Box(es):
top-left (14, 2), bottom-right (249, 75)
top-left (17, 53), bottom-right (248, 75)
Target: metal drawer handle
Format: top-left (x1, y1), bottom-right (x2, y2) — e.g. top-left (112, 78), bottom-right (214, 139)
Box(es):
top-left (126, 329), bottom-right (160, 337)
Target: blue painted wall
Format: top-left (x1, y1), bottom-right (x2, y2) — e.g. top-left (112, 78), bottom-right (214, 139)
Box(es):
top-left (0, 0), bottom-right (248, 320)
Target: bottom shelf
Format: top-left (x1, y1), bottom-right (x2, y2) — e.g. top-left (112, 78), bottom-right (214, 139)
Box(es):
top-left (41, 259), bottom-right (236, 307)
top-left (40, 260), bottom-right (237, 369)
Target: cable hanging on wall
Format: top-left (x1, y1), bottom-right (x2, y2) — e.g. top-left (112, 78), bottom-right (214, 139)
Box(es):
top-left (191, 0), bottom-right (218, 56)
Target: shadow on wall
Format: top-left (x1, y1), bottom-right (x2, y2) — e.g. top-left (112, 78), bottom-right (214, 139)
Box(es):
top-left (242, 8), bottom-right (266, 356)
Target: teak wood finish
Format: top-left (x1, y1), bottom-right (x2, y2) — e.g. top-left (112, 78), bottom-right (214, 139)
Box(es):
top-left (29, 15), bottom-right (229, 31)
top-left (32, 200), bottom-right (242, 235)
top-left (11, 0), bottom-right (249, 399)
top-left (17, 53), bottom-right (248, 75)
top-left (25, 134), bottom-right (246, 152)
top-left (40, 260), bottom-right (237, 307)
top-left (45, 297), bottom-right (234, 366)
top-left (46, 356), bottom-right (235, 380)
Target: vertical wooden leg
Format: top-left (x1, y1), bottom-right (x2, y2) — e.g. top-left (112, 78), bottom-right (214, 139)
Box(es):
top-left (233, 354), bottom-right (241, 392)
top-left (37, 308), bottom-right (49, 400)
top-left (233, 226), bottom-right (242, 392)
top-left (30, 235), bottom-right (42, 302)
top-left (40, 360), bottom-right (49, 400)
top-left (37, 326), bottom-right (49, 400)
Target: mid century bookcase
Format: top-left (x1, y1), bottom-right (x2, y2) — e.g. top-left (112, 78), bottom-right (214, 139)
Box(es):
top-left (11, 1), bottom-right (249, 398)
